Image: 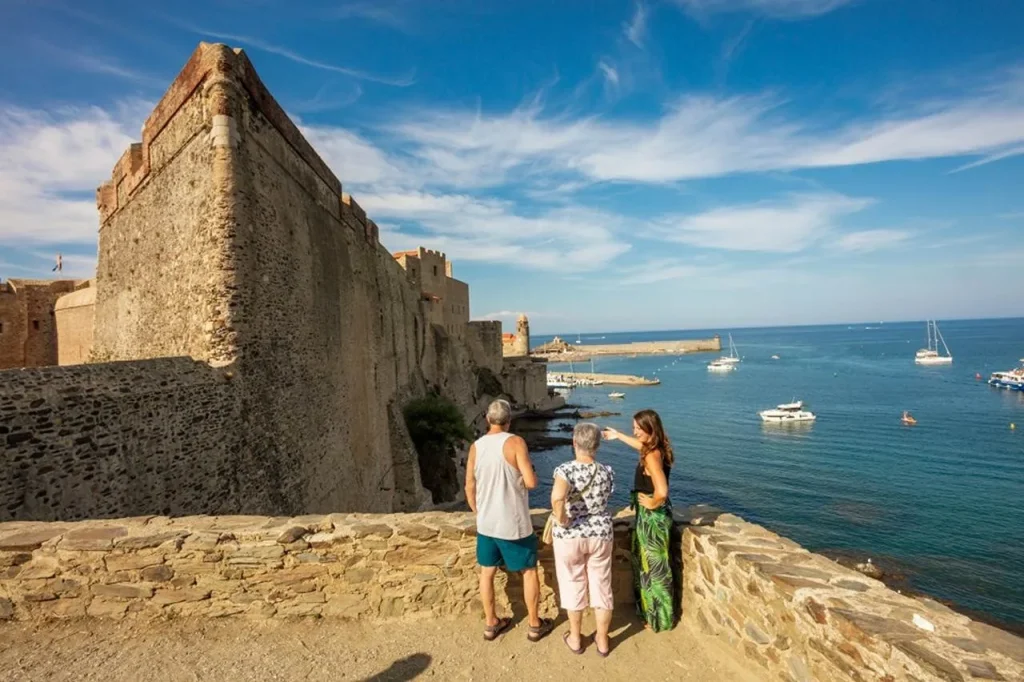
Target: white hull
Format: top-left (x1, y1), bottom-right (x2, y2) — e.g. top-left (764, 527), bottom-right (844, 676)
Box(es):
top-left (609, 392), bottom-right (625, 399)
top-left (760, 411), bottom-right (816, 423)
top-left (915, 356), bottom-right (953, 366)
top-left (915, 321), bottom-right (952, 365)
top-left (708, 363), bottom-right (734, 372)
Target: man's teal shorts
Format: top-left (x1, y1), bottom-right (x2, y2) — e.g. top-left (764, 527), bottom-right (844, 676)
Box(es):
top-left (476, 533), bottom-right (538, 572)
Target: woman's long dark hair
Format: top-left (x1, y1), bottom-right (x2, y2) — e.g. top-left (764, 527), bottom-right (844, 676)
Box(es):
top-left (633, 409), bottom-right (674, 467)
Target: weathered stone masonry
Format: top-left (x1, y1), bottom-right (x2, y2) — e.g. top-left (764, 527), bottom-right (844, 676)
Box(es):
top-left (682, 514), bottom-right (1024, 682)
top-left (1, 42), bottom-right (532, 522)
top-left (1, 511), bottom-right (1019, 681)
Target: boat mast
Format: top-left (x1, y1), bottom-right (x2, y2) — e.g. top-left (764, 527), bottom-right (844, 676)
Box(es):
top-left (936, 322), bottom-right (951, 357)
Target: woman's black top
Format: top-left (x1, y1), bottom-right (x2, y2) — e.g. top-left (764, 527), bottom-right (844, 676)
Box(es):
top-left (633, 454), bottom-right (671, 495)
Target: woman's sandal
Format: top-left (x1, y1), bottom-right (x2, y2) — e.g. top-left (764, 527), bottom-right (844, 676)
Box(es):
top-left (595, 643), bottom-right (610, 658)
top-left (527, 618), bottom-right (555, 642)
top-left (483, 617), bottom-right (512, 641)
top-left (563, 632), bottom-right (584, 655)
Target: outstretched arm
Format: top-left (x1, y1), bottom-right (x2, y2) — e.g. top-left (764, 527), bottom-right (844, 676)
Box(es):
top-left (603, 427), bottom-right (643, 451)
top-left (465, 443), bottom-right (478, 512)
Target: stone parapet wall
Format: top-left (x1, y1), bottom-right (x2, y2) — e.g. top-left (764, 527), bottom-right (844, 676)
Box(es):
top-left (0, 512), bottom-right (633, 623)
top-left (683, 514), bottom-right (1024, 682)
top-left (1, 509), bottom-right (1020, 681)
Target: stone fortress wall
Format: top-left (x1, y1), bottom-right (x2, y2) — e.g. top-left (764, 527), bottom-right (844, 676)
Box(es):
top-left (0, 279), bottom-right (82, 370)
top-left (53, 281), bottom-right (95, 366)
top-left (0, 43), bottom-right (546, 523)
top-left (0, 511), bottom-right (1019, 681)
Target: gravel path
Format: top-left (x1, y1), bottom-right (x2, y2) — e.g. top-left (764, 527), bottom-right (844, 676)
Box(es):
top-left (0, 613), bottom-right (759, 681)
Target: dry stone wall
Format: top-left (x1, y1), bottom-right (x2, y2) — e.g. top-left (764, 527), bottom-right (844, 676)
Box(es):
top-left (0, 511), bottom-right (637, 624)
top-left (0, 509), bottom-right (1019, 682)
top-left (683, 513), bottom-right (1024, 682)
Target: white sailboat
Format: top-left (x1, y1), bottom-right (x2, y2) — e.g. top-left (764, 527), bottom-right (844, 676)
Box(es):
top-left (915, 320), bottom-right (953, 365)
top-left (718, 333), bottom-right (740, 365)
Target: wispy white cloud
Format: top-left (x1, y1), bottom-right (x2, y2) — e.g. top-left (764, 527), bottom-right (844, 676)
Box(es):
top-left (949, 144), bottom-right (1024, 173)
top-left (36, 40), bottom-right (166, 88)
top-left (366, 191), bottom-right (632, 272)
top-left (653, 193), bottom-right (873, 252)
top-left (331, 0), bottom-right (419, 31)
top-left (0, 102), bottom-right (142, 246)
top-left (620, 259), bottom-right (709, 285)
top-left (835, 229), bottom-right (912, 253)
top-left (598, 61), bottom-right (620, 88)
top-left (624, 2), bottom-right (648, 47)
top-left (379, 72), bottom-right (1024, 187)
top-left (180, 25), bottom-right (416, 86)
top-left (674, 0), bottom-right (856, 20)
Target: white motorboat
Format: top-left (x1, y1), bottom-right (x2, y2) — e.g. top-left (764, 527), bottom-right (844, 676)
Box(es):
top-left (717, 333), bottom-right (740, 365)
top-left (707, 358), bottom-right (735, 372)
top-left (759, 400), bottom-right (816, 423)
top-left (609, 392), bottom-right (625, 399)
top-left (915, 320), bottom-right (952, 365)
top-left (989, 361), bottom-right (1024, 390)
top-left (771, 354), bottom-right (780, 360)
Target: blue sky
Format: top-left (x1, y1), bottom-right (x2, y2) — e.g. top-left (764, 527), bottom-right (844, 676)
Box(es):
top-left (1, 0), bottom-right (1022, 334)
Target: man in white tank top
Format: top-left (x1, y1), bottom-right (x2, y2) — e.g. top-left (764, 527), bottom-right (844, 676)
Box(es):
top-left (465, 399), bottom-right (553, 642)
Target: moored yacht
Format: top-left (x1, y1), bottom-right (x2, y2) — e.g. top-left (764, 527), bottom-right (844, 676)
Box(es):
top-left (989, 361), bottom-right (1024, 390)
top-left (717, 333), bottom-right (741, 365)
top-left (915, 320), bottom-right (953, 365)
top-left (707, 358), bottom-right (735, 372)
top-left (759, 400), bottom-right (816, 423)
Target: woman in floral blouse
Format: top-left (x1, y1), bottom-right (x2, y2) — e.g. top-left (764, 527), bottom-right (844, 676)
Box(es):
top-left (550, 422), bottom-right (616, 657)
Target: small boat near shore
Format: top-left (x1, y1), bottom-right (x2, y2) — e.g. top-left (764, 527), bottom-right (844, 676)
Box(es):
top-left (760, 400), bottom-right (816, 423)
top-left (608, 392), bottom-right (625, 399)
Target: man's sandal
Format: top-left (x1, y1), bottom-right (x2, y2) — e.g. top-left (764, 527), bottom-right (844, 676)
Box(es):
top-left (483, 617), bottom-right (512, 641)
top-left (527, 618), bottom-right (555, 642)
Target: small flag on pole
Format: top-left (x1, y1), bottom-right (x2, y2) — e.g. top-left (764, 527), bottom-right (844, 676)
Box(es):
top-left (52, 253), bottom-right (62, 273)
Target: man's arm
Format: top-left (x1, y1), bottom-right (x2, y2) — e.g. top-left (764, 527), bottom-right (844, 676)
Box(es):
top-left (465, 443), bottom-right (478, 512)
top-left (511, 436), bottom-right (538, 490)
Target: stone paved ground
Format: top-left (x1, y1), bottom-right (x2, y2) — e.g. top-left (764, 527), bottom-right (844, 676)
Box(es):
top-left (0, 613), bottom-right (760, 681)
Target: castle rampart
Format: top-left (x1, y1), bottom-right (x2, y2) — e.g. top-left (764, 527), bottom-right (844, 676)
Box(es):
top-left (0, 510), bottom-right (1019, 681)
top-left (0, 279), bottom-right (81, 370)
top-left (1, 42), bottom-right (535, 521)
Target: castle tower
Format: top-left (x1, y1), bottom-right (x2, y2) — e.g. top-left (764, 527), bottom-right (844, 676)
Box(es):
top-left (514, 314), bottom-right (530, 356)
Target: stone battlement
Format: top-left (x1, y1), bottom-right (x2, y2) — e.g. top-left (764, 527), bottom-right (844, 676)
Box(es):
top-left (98, 43), bottom-right (339, 225)
top-left (1, 510), bottom-right (1019, 681)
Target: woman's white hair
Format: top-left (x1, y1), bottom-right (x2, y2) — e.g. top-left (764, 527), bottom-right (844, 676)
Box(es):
top-left (573, 422), bottom-right (601, 454)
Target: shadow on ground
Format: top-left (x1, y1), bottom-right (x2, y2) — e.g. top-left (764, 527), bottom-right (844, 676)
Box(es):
top-left (360, 653), bottom-right (432, 681)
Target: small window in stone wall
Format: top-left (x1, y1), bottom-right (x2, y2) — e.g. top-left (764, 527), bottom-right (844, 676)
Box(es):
top-left (0, 320), bottom-right (4, 334)
top-left (32, 320), bottom-right (40, 331)
top-left (433, 266), bottom-right (438, 276)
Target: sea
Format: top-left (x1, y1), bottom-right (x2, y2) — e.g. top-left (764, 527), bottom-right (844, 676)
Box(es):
top-left (529, 318), bottom-right (1024, 632)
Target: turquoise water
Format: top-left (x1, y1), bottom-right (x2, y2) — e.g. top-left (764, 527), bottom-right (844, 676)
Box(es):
top-left (530, 318), bottom-right (1024, 630)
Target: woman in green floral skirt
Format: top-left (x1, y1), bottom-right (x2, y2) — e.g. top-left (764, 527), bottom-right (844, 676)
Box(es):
top-left (603, 409), bottom-right (676, 632)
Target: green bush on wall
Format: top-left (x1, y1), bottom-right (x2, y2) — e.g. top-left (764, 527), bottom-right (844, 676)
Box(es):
top-left (403, 394), bottom-right (474, 502)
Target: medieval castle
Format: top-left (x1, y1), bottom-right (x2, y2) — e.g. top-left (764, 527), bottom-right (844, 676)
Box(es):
top-left (0, 43), bottom-right (551, 523)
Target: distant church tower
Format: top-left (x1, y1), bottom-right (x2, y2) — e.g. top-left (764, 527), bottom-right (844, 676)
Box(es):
top-left (514, 314), bottom-right (530, 356)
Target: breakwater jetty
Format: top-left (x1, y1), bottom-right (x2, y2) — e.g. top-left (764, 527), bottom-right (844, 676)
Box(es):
top-left (554, 371), bottom-right (661, 386)
top-left (535, 336), bottom-right (721, 362)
